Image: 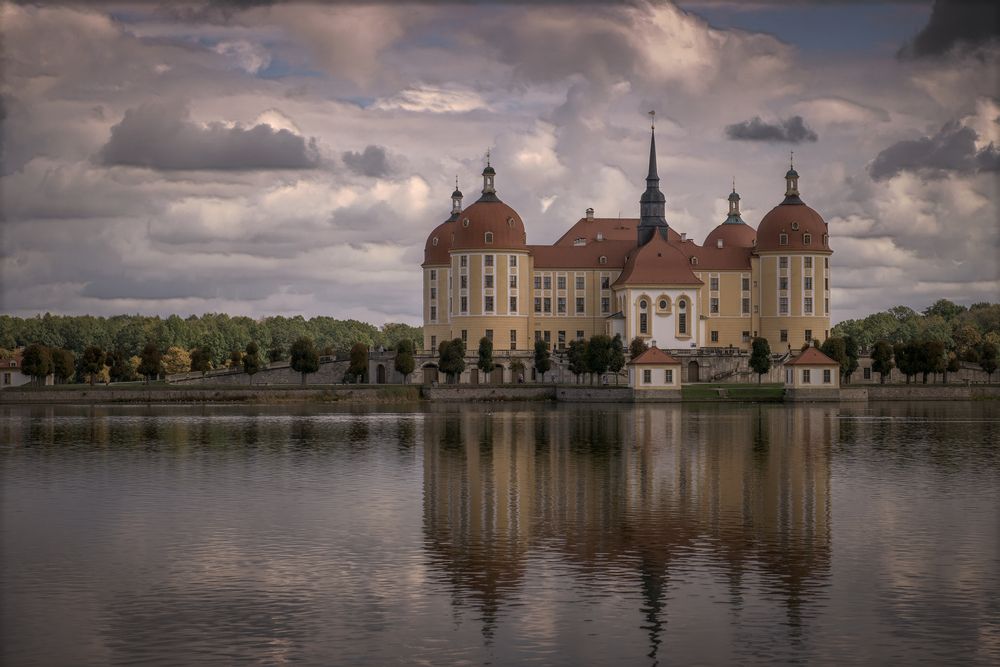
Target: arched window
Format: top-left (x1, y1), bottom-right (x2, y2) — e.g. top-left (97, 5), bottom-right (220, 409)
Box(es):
top-left (507, 217), bottom-right (515, 228)
top-left (599, 255), bottom-right (607, 264)
top-left (803, 233), bottom-right (811, 245)
top-left (822, 233), bottom-right (828, 247)
top-left (690, 256), bottom-right (698, 265)
top-left (485, 232), bottom-right (494, 244)
top-left (678, 299), bottom-right (687, 335)
top-left (638, 299), bottom-right (648, 335)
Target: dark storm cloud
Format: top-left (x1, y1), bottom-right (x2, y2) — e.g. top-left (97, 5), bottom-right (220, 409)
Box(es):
top-left (902, 0), bottom-right (1000, 57)
top-left (342, 145), bottom-right (391, 178)
top-left (724, 116), bottom-right (818, 143)
top-left (100, 100), bottom-right (320, 171)
top-left (869, 121), bottom-right (1000, 180)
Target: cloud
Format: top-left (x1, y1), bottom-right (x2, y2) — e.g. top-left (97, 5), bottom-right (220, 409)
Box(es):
top-left (869, 120), bottom-right (1000, 180)
top-left (99, 100), bottom-right (320, 170)
top-left (213, 40), bottom-right (271, 74)
top-left (342, 145), bottom-right (392, 178)
top-left (373, 86), bottom-right (489, 114)
top-left (724, 115), bottom-right (818, 143)
top-left (901, 0), bottom-right (1000, 58)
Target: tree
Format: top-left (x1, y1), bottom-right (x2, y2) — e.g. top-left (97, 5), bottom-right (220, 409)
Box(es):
top-left (80, 346), bottom-right (106, 386)
top-left (953, 325), bottom-right (982, 361)
top-left (533, 339), bottom-right (552, 382)
top-left (586, 334), bottom-right (612, 384)
top-left (438, 338), bottom-right (466, 383)
top-left (137, 342), bottom-right (162, 383)
top-left (51, 348), bottom-right (75, 384)
top-left (21, 344), bottom-right (52, 385)
top-left (980, 342), bottom-right (998, 382)
top-left (750, 337), bottom-right (771, 384)
top-left (190, 348), bottom-right (212, 376)
top-left (919, 339), bottom-right (946, 384)
top-left (843, 336), bottom-right (860, 384)
top-left (566, 339), bottom-right (588, 382)
top-left (477, 337), bottom-right (494, 379)
top-left (243, 341), bottom-right (261, 385)
top-left (629, 337), bottom-right (648, 360)
top-left (106, 349), bottom-right (133, 382)
top-left (289, 337), bottom-right (320, 385)
top-left (944, 351), bottom-right (960, 384)
top-left (871, 340), bottom-right (894, 384)
top-left (348, 342), bottom-right (369, 382)
top-left (609, 334), bottom-right (626, 384)
top-left (820, 337), bottom-right (848, 381)
top-left (267, 345), bottom-right (284, 365)
top-left (228, 349), bottom-right (242, 369)
top-left (162, 346), bottom-right (191, 375)
top-left (923, 298), bottom-right (966, 321)
top-left (394, 339), bottom-right (415, 384)
top-left (893, 342), bottom-right (921, 384)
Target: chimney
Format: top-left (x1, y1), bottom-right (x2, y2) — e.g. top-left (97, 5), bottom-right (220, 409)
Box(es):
top-left (586, 207), bottom-right (594, 221)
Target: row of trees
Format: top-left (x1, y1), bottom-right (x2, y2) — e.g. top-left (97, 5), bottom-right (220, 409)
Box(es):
top-left (833, 300), bottom-right (1000, 354)
top-left (868, 339), bottom-right (998, 384)
top-left (0, 313), bottom-right (421, 367)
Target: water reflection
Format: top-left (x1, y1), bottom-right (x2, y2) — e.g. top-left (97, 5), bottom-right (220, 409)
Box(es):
top-left (422, 404), bottom-right (833, 660)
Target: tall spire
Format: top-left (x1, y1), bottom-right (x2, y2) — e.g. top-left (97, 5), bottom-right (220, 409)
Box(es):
top-left (637, 112), bottom-right (668, 245)
top-left (451, 176), bottom-right (463, 217)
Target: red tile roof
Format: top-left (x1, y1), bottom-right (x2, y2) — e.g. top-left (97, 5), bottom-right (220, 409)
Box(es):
top-left (629, 346), bottom-right (681, 365)
top-left (554, 218), bottom-right (683, 245)
top-left (785, 347), bottom-right (839, 366)
top-left (757, 200), bottom-right (830, 253)
top-left (613, 232), bottom-right (702, 287)
top-left (529, 240), bottom-right (633, 269)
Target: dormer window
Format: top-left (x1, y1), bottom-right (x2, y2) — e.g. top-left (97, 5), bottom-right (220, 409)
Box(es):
top-left (823, 233), bottom-right (828, 247)
top-left (779, 233), bottom-right (788, 246)
top-left (599, 255), bottom-right (607, 264)
top-left (485, 232), bottom-right (494, 244)
top-left (803, 233), bottom-right (811, 245)
top-left (791, 222), bottom-right (799, 231)
top-left (690, 256), bottom-right (698, 265)
top-left (432, 237), bottom-right (439, 246)
top-left (462, 218), bottom-right (470, 228)
top-left (716, 239), bottom-right (723, 248)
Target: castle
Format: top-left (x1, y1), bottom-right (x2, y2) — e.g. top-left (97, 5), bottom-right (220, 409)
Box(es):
top-left (420, 125), bottom-right (831, 382)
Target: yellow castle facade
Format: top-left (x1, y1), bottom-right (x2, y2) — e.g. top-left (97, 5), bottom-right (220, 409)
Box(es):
top-left (422, 128), bottom-right (831, 357)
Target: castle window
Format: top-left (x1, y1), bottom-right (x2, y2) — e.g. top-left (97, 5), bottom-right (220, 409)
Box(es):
top-left (804, 257), bottom-right (813, 269)
top-left (780, 277), bottom-right (788, 291)
top-left (805, 329), bottom-right (813, 342)
top-left (576, 330), bottom-right (584, 339)
top-left (461, 296), bottom-right (468, 312)
top-left (711, 330), bottom-right (719, 343)
top-left (507, 217), bottom-right (515, 228)
top-left (825, 257), bottom-right (829, 268)
top-left (460, 255), bottom-right (468, 268)
top-left (432, 237), bottom-right (439, 246)
top-left (678, 300), bottom-right (687, 334)
top-left (643, 369), bottom-right (652, 384)
top-left (805, 277), bottom-right (813, 290)
top-left (558, 331), bottom-right (566, 348)
top-left (510, 274), bottom-right (517, 288)
top-left (576, 297), bottom-right (585, 314)
top-left (510, 296), bottom-right (518, 312)
top-left (430, 269), bottom-right (437, 281)
top-left (742, 331), bottom-right (750, 343)
top-left (463, 218), bottom-right (470, 228)
top-left (779, 233), bottom-right (789, 245)
top-left (639, 299), bottom-right (647, 309)
top-left (779, 297), bottom-right (789, 315)
top-left (431, 335), bottom-right (437, 350)
top-left (803, 233), bottom-right (811, 245)
top-left (543, 276), bottom-right (552, 290)
top-left (791, 222), bottom-right (799, 231)
top-left (557, 297), bottom-right (566, 314)
top-left (534, 276), bottom-right (542, 289)
top-left (544, 297), bottom-right (552, 313)
top-left (486, 329), bottom-right (493, 341)
top-left (534, 298), bottom-right (542, 313)
top-left (658, 299), bottom-right (667, 310)
top-left (742, 277), bottom-right (750, 291)
top-left (710, 276), bottom-right (719, 291)
top-left (805, 297), bottom-right (813, 314)
top-left (461, 330), bottom-right (467, 343)
top-left (485, 274), bottom-right (494, 288)
top-left (510, 255), bottom-right (518, 267)
top-left (690, 256), bottom-right (698, 265)
top-left (601, 297), bottom-right (610, 313)
top-left (780, 329), bottom-right (788, 342)
top-left (599, 255), bottom-right (608, 264)
top-left (557, 276), bottom-right (566, 290)
top-left (665, 369), bottom-right (673, 384)
top-left (742, 298), bottom-right (750, 314)
top-left (510, 329), bottom-right (517, 350)
top-left (639, 313), bottom-right (648, 334)
top-left (430, 287), bottom-right (437, 299)
top-left (460, 275), bottom-right (468, 289)
top-left (430, 306), bottom-right (437, 320)
top-left (485, 255), bottom-right (493, 267)
top-left (710, 298), bottom-right (719, 314)
top-left (485, 232), bottom-right (494, 244)
top-left (779, 256), bottom-right (788, 269)
top-left (575, 276), bottom-right (585, 290)
top-left (823, 369), bottom-right (832, 384)
top-left (601, 276), bottom-right (610, 289)
top-left (803, 369), bottom-right (811, 384)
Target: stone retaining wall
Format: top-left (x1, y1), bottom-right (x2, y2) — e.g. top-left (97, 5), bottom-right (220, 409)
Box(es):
top-left (0, 385), bottom-right (419, 404)
top-left (421, 385), bottom-right (555, 401)
top-left (168, 360), bottom-right (350, 385)
top-left (558, 386), bottom-right (636, 402)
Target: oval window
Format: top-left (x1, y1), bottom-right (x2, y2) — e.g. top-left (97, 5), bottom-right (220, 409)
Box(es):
top-left (639, 300), bottom-right (647, 310)
top-left (679, 300), bottom-right (686, 310)
top-left (659, 299), bottom-right (667, 310)
top-left (791, 222), bottom-right (799, 231)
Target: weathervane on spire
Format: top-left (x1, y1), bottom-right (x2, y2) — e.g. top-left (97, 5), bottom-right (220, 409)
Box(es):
top-left (649, 110), bottom-right (655, 130)
top-left (732, 176), bottom-right (736, 193)
top-left (790, 150), bottom-right (794, 169)
top-left (486, 148), bottom-right (491, 168)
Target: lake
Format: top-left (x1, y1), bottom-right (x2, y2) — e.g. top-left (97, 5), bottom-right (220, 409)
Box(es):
top-left (2, 401), bottom-right (998, 666)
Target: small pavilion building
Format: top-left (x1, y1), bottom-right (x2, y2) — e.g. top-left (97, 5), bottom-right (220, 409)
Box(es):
top-left (784, 347), bottom-right (840, 401)
top-left (628, 346), bottom-right (683, 400)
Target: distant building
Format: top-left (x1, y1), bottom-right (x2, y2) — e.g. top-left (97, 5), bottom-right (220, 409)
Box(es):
top-left (628, 346), bottom-right (682, 396)
top-left (422, 124), bottom-right (832, 377)
top-left (0, 350), bottom-right (48, 388)
top-left (784, 347), bottom-right (840, 400)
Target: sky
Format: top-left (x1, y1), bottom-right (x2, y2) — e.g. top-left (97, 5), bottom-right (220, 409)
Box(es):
top-left (1, 0), bottom-right (997, 326)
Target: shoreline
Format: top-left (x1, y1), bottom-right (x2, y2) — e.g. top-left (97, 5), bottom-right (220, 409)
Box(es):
top-left (1, 383), bottom-right (998, 405)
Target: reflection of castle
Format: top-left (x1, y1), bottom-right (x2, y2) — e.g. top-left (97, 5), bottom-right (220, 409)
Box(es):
top-left (422, 405), bottom-right (833, 654)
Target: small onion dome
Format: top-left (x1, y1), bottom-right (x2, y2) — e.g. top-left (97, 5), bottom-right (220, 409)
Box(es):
top-left (786, 167), bottom-right (799, 179)
top-left (728, 190), bottom-right (740, 203)
top-left (423, 218), bottom-right (454, 266)
top-left (451, 199), bottom-right (527, 251)
top-left (704, 221), bottom-right (756, 248)
top-left (756, 201), bottom-right (828, 252)
top-left (452, 187), bottom-right (463, 199)
top-left (482, 165), bottom-right (496, 175)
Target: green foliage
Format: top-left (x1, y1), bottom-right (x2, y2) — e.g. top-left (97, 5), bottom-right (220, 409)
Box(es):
top-left (80, 346), bottom-right (106, 385)
top-left (438, 338), bottom-right (466, 382)
top-left (52, 348), bottom-right (76, 383)
top-left (981, 342), bottom-right (998, 381)
top-left (243, 341), bottom-right (261, 383)
top-left (509, 358), bottom-right (526, 382)
top-left (749, 337), bottom-right (771, 383)
top-left (190, 348), bottom-right (212, 375)
top-left (609, 334), bottom-right (626, 379)
top-left (533, 339), bottom-right (551, 379)
top-left (266, 346), bottom-right (284, 364)
top-left (21, 344), bottom-right (52, 383)
top-left (628, 337), bottom-right (648, 359)
top-left (137, 342), bottom-right (162, 382)
top-left (394, 339), bottom-right (415, 383)
top-left (477, 337), bottom-right (494, 375)
top-left (0, 313), bottom-right (421, 365)
top-left (918, 339), bottom-right (946, 383)
top-left (923, 299), bottom-right (966, 321)
top-left (106, 349), bottom-right (134, 382)
top-left (348, 342), bottom-right (369, 382)
top-left (586, 335), bottom-right (613, 381)
top-left (289, 337), bottom-right (320, 385)
top-left (893, 341), bottom-right (921, 383)
top-left (566, 339), bottom-right (588, 380)
top-left (871, 340), bottom-right (894, 384)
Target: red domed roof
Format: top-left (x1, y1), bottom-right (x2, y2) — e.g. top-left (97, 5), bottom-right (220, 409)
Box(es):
top-left (704, 221), bottom-right (756, 248)
top-left (450, 199), bottom-right (527, 251)
top-left (613, 231), bottom-right (702, 288)
top-left (756, 201), bottom-right (829, 252)
top-left (423, 217), bottom-right (454, 266)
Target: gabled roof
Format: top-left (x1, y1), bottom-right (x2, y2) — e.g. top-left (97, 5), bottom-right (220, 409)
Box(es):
top-left (629, 346), bottom-right (681, 365)
top-left (613, 231), bottom-right (702, 287)
top-left (785, 347), bottom-right (839, 366)
top-left (554, 218), bottom-right (683, 246)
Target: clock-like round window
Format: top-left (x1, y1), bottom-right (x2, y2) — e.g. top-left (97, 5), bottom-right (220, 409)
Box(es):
top-left (639, 300), bottom-right (647, 310)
